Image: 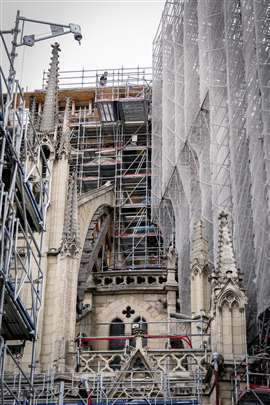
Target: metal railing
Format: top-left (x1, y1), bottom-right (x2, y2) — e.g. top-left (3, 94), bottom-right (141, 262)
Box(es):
top-left (42, 66), bottom-right (152, 89)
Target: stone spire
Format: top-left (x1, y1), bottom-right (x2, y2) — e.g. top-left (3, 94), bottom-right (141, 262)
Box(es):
top-left (217, 211), bottom-right (238, 279)
top-left (40, 43), bottom-right (60, 133)
top-left (61, 171), bottom-right (80, 256)
top-left (210, 212), bottom-right (247, 360)
top-left (191, 220), bottom-right (208, 269)
top-left (58, 97), bottom-right (71, 158)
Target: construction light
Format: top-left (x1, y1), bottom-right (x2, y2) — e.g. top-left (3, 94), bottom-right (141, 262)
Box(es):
top-left (0, 11), bottom-right (82, 52)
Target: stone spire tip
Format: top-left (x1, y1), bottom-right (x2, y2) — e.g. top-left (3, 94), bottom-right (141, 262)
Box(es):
top-left (40, 42), bottom-right (60, 134)
top-left (52, 42), bottom-right (61, 50)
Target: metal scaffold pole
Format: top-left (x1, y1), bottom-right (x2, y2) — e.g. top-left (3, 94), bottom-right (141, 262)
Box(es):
top-left (0, 11), bottom-right (82, 403)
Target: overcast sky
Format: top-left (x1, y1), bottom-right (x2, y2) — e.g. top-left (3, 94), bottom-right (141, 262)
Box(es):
top-left (0, 0), bottom-right (164, 90)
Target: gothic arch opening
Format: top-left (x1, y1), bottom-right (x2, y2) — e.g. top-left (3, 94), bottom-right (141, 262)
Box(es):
top-left (158, 197), bottom-right (175, 250)
top-left (77, 204), bottom-right (113, 316)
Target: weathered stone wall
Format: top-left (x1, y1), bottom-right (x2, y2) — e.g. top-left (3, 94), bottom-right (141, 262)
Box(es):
top-left (91, 291), bottom-right (170, 350)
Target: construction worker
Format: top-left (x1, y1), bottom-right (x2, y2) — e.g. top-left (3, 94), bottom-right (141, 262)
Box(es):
top-left (99, 71), bottom-right (108, 86)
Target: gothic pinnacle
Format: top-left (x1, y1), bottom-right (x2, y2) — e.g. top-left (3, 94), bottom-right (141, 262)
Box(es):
top-left (191, 220), bottom-right (208, 268)
top-left (40, 42), bottom-right (60, 133)
top-left (61, 171), bottom-right (80, 256)
top-left (217, 211), bottom-right (238, 278)
top-left (58, 97), bottom-right (71, 158)
top-left (62, 97), bottom-right (71, 134)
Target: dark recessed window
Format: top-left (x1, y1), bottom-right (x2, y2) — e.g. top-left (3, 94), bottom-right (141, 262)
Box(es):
top-left (109, 318), bottom-right (125, 350)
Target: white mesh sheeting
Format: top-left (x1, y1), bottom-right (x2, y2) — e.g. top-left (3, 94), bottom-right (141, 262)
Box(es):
top-left (152, 0), bottom-right (270, 324)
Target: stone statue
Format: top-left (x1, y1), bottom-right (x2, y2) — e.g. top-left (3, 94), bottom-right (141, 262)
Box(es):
top-left (167, 243), bottom-right (177, 269)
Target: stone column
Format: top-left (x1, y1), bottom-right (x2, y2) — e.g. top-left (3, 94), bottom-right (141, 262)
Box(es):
top-left (166, 245), bottom-right (178, 317)
top-left (39, 96), bottom-right (74, 371)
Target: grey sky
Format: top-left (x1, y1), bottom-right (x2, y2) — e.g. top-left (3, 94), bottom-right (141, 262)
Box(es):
top-left (0, 0), bottom-right (164, 90)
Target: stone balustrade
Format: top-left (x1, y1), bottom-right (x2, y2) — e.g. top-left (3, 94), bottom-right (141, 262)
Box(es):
top-left (93, 270), bottom-right (168, 290)
top-left (78, 347), bottom-right (210, 374)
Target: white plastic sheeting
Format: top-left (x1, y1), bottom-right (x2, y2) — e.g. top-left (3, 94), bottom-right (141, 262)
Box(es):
top-left (152, 0), bottom-right (270, 330)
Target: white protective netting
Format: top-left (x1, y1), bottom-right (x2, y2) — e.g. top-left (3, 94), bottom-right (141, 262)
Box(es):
top-left (152, 0), bottom-right (270, 328)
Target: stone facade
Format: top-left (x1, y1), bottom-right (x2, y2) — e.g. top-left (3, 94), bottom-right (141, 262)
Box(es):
top-left (20, 45), bottom-right (249, 405)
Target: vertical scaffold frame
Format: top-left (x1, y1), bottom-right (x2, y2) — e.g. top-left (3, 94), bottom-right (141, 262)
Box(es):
top-left (0, 11), bottom-right (81, 403)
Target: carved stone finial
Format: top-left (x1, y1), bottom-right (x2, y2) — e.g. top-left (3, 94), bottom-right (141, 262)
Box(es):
top-left (217, 211), bottom-right (238, 279)
top-left (191, 220), bottom-right (208, 269)
top-left (40, 42), bottom-right (61, 134)
top-left (61, 171), bottom-right (80, 256)
top-left (58, 97), bottom-right (71, 159)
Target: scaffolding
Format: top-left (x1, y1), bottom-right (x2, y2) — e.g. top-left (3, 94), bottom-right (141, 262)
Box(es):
top-left (39, 67), bottom-right (164, 270)
top-left (152, 0), bottom-right (270, 344)
top-left (0, 27), bottom-right (50, 405)
top-left (2, 319), bottom-right (208, 404)
top-left (42, 67), bottom-right (152, 90)
top-left (232, 355), bottom-right (270, 404)
top-left (2, 370), bottom-right (203, 405)
top-left (0, 11), bottom-right (82, 404)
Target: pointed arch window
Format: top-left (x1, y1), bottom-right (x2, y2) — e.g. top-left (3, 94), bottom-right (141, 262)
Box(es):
top-left (109, 318), bottom-right (125, 350)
